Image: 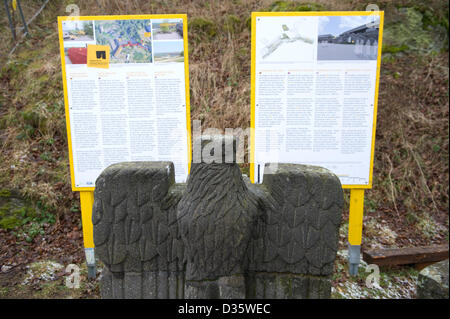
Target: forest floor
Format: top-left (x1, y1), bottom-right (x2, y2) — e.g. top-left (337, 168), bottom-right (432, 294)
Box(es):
top-left (0, 0), bottom-right (448, 298)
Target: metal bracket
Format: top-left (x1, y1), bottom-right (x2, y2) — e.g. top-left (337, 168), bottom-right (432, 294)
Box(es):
top-left (348, 243), bottom-right (361, 276)
top-left (85, 248), bottom-right (96, 279)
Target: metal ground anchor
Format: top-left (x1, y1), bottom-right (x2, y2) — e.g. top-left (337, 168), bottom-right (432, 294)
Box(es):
top-left (348, 243), bottom-right (361, 276)
top-left (85, 248), bottom-right (96, 279)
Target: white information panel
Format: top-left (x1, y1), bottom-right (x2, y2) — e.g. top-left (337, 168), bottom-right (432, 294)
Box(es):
top-left (251, 12), bottom-right (383, 188)
top-left (58, 15), bottom-right (191, 190)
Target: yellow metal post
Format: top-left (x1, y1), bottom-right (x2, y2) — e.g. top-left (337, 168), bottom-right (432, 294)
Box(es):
top-left (348, 189), bottom-right (365, 275)
top-left (79, 191), bottom-right (94, 248)
top-left (79, 191), bottom-right (96, 278)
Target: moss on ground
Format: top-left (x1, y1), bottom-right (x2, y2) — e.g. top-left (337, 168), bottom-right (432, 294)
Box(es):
top-left (0, 195), bottom-right (37, 230)
top-left (382, 44), bottom-right (410, 54)
top-left (0, 191), bottom-right (56, 243)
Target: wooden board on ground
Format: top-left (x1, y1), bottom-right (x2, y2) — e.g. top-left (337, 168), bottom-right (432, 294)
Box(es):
top-left (362, 245), bottom-right (449, 267)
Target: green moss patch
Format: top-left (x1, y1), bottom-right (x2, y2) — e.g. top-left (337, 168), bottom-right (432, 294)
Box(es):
top-left (0, 189), bottom-right (11, 197)
top-left (382, 44), bottom-right (409, 54)
top-left (0, 196), bottom-right (37, 230)
top-left (0, 193), bottom-right (55, 243)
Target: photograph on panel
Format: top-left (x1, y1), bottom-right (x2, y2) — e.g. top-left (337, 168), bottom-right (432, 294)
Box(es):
top-left (95, 19), bottom-right (153, 63)
top-left (317, 15), bottom-right (380, 60)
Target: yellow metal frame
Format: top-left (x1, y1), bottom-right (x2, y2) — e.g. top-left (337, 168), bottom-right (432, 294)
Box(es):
top-left (79, 191), bottom-right (94, 248)
top-left (348, 189), bottom-right (365, 246)
top-left (249, 11), bottom-right (384, 246)
top-left (57, 14), bottom-right (192, 250)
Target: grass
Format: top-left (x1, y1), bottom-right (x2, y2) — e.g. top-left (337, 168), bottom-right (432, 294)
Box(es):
top-left (0, 0), bottom-right (448, 298)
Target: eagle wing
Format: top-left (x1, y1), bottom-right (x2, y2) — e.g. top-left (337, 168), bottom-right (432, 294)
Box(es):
top-left (248, 164), bottom-right (343, 276)
top-left (92, 162), bottom-right (185, 274)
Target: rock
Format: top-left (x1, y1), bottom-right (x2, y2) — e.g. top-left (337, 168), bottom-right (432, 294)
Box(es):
top-left (1, 265), bottom-right (12, 273)
top-left (417, 259), bottom-right (449, 299)
top-left (21, 260), bottom-right (64, 285)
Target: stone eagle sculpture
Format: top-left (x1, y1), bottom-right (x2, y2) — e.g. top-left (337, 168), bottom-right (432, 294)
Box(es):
top-left (93, 135), bottom-right (343, 299)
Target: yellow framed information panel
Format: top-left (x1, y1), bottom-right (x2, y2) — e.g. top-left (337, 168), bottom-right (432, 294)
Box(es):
top-left (250, 11), bottom-right (384, 274)
top-left (250, 11), bottom-right (383, 188)
top-left (57, 14), bottom-right (192, 273)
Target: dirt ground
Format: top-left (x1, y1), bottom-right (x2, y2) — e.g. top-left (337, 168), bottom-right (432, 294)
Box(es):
top-left (0, 260), bottom-right (101, 299)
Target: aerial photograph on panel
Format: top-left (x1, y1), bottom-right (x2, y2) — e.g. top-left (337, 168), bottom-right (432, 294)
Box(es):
top-left (94, 19), bottom-right (153, 63)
